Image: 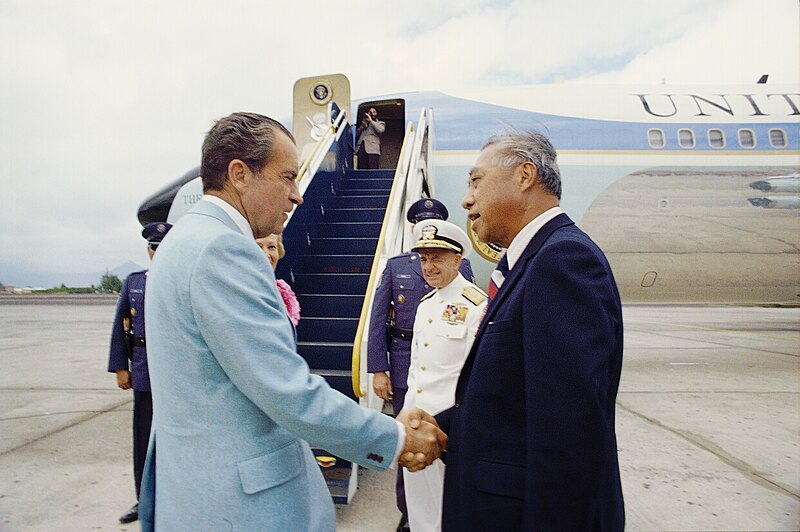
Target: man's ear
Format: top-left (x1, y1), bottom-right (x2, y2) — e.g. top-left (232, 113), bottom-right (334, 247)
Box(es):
top-left (227, 159), bottom-right (250, 191)
top-left (517, 161), bottom-right (539, 192)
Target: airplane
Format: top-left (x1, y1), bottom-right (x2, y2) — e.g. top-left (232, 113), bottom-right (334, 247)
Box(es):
top-left (137, 73), bottom-right (799, 501)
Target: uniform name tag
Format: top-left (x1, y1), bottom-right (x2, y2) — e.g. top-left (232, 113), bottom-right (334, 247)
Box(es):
top-left (442, 304), bottom-right (468, 324)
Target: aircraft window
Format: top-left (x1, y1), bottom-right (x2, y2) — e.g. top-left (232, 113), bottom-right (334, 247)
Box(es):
top-left (647, 128), bottom-right (665, 148)
top-left (678, 128), bottom-right (695, 149)
top-left (738, 128), bottom-right (756, 149)
top-left (769, 128), bottom-right (787, 148)
top-left (707, 129), bottom-right (725, 148)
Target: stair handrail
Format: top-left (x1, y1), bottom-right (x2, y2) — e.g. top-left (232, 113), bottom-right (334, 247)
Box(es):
top-left (350, 120), bottom-right (416, 398)
top-left (294, 102), bottom-right (347, 198)
top-left (402, 107), bottom-right (434, 250)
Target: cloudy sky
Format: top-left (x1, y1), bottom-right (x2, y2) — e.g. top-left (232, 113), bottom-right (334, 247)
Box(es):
top-left (1, 0), bottom-right (798, 287)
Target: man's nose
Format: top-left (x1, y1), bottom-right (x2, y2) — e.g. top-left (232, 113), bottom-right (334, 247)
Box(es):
top-left (291, 185), bottom-right (303, 205)
top-left (461, 192), bottom-right (472, 210)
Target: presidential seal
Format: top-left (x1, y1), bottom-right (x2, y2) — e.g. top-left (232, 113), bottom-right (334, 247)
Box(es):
top-left (466, 221), bottom-right (504, 263)
top-left (310, 80), bottom-right (332, 105)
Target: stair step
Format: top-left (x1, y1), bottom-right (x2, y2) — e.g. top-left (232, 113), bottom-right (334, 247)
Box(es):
top-left (333, 188), bottom-right (389, 196)
top-left (318, 372), bottom-right (358, 400)
top-left (301, 256), bottom-right (373, 274)
top-left (337, 178), bottom-right (393, 190)
top-left (293, 273), bottom-right (369, 294)
top-left (297, 342), bottom-right (354, 371)
top-left (344, 169), bottom-right (395, 180)
top-left (298, 293), bottom-right (364, 316)
top-left (322, 195), bottom-right (388, 209)
top-left (297, 317), bottom-right (358, 343)
top-left (323, 208), bottom-right (385, 223)
top-left (317, 222), bottom-right (382, 238)
top-left (310, 238), bottom-right (377, 255)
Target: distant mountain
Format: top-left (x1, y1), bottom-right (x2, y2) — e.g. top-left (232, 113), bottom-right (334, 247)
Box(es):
top-left (111, 260), bottom-right (146, 279)
top-left (0, 260), bottom-right (144, 289)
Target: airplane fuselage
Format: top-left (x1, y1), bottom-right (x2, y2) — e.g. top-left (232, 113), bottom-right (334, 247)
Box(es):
top-left (382, 84), bottom-right (799, 304)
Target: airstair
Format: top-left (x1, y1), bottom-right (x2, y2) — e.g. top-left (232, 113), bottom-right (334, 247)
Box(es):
top-left (280, 82), bottom-right (434, 502)
top-left (139, 74), bottom-right (435, 504)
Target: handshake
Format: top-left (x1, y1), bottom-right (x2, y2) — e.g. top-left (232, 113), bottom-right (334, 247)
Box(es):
top-left (396, 408), bottom-right (447, 472)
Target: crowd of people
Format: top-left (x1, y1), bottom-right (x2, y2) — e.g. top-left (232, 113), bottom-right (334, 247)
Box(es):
top-left (108, 111), bottom-right (624, 531)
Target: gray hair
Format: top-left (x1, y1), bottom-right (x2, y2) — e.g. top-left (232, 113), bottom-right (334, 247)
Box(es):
top-left (483, 129), bottom-right (561, 199)
top-left (201, 112), bottom-right (294, 192)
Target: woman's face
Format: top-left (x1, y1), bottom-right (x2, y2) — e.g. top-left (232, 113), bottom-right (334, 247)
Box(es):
top-left (256, 234), bottom-right (282, 271)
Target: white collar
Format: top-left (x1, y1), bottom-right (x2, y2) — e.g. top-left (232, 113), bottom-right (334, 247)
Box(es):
top-left (203, 194), bottom-right (253, 239)
top-left (434, 272), bottom-right (467, 300)
top-left (506, 206), bottom-right (563, 270)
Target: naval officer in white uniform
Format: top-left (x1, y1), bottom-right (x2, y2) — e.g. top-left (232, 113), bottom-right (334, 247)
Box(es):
top-left (403, 219), bottom-right (487, 532)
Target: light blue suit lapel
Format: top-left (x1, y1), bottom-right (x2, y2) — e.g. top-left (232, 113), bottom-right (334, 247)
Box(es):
top-left (192, 201), bottom-right (300, 342)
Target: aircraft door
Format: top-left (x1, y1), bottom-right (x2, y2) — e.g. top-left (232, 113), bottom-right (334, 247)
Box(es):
top-left (293, 74), bottom-right (351, 163)
top-left (355, 99), bottom-right (405, 170)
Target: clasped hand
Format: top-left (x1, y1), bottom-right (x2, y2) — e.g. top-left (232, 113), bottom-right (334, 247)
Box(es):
top-left (396, 407), bottom-right (447, 472)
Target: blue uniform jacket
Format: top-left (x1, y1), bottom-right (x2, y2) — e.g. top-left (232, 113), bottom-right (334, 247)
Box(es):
top-left (108, 270), bottom-right (150, 391)
top-left (367, 252), bottom-right (473, 389)
top-left (435, 214), bottom-right (625, 531)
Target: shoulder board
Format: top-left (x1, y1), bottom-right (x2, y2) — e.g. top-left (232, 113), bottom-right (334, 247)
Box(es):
top-left (462, 286), bottom-right (487, 306)
top-left (420, 289), bottom-right (437, 302)
top-left (129, 270), bottom-right (147, 277)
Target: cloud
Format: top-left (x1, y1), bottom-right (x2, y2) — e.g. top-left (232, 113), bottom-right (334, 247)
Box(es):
top-left (575, 0), bottom-right (800, 84)
top-left (0, 0), bottom-right (796, 285)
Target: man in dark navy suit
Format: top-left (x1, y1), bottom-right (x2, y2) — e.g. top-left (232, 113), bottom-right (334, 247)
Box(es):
top-left (408, 130), bottom-right (625, 531)
top-left (107, 222), bottom-right (171, 524)
top-left (368, 198), bottom-right (473, 531)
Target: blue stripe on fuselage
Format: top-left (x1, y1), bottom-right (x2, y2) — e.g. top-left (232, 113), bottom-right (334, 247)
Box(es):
top-left (358, 91), bottom-right (798, 152)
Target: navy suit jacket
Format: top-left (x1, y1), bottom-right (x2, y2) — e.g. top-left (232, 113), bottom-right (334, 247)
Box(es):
top-left (436, 214), bottom-right (625, 531)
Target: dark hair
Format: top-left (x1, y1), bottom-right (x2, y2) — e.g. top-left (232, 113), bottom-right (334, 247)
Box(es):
top-left (483, 129), bottom-right (561, 199)
top-left (200, 112), bottom-right (294, 192)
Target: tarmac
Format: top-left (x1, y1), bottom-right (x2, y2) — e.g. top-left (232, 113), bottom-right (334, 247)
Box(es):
top-left (0, 295), bottom-right (798, 531)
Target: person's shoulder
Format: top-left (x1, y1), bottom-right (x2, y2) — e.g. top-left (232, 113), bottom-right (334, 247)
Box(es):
top-left (420, 289), bottom-right (437, 303)
top-left (461, 284), bottom-right (487, 306)
top-left (387, 252), bottom-right (415, 265)
top-left (126, 269), bottom-right (147, 280)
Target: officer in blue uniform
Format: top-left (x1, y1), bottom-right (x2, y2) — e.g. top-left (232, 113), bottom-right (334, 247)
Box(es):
top-left (107, 222), bottom-right (171, 524)
top-left (367, 198), bottom-right (473, 531)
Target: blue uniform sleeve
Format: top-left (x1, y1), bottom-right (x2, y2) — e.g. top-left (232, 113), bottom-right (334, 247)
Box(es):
top-left (108, 276), bottom-right (131, 372)
top-left (367, 261), bottom-right (393, 373)
top-left (459, 258), bottom-right (475, 283)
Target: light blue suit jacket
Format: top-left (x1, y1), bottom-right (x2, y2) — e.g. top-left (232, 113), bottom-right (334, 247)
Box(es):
top-left (139, 200), bottom-right (399, 531)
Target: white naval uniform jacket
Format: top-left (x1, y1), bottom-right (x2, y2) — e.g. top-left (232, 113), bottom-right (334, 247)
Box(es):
top-left (406, 273), bottom-right (487, 416)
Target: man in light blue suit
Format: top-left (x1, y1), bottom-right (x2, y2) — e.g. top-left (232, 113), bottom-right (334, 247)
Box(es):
top-left (139, 112), bottom-right (445, 531)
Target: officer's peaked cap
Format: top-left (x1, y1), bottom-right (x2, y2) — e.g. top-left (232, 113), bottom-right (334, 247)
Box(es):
top-left (142, 222), bottom-right (173, 244)
top-left (407, 198), bottom-right (449, 224)
top-left (412, 219), bottom-right (472, 259)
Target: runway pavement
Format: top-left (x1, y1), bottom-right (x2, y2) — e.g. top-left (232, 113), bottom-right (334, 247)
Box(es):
top-left (0, 297), bottom-right (797, 531)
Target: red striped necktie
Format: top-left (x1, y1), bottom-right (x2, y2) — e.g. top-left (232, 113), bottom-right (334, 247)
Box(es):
top-left (487, 254), bottom-right (509, 303)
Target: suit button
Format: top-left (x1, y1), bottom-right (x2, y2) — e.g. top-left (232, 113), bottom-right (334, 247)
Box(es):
top-left (421, 365), bottom-right (427, 371)
top-left (428, 318), bottom-right (432, 323)
top-left (424, 342), bottom-right (428, 347)
top-left (416, 387), bottom-right (422, 393)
